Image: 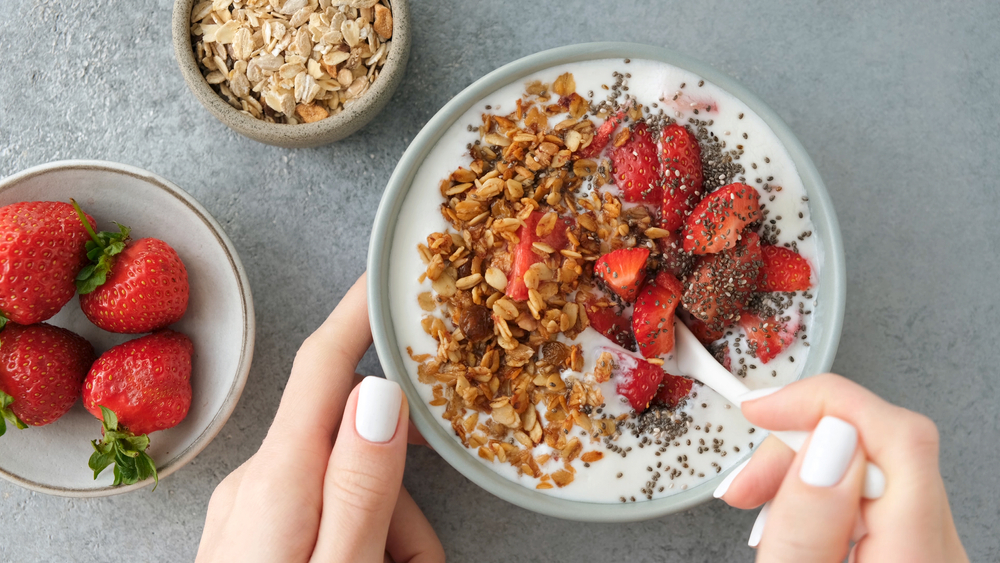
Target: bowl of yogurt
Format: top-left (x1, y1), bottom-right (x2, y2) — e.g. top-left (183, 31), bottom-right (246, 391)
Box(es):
top-left (368, 43), bottom-right (845, 521)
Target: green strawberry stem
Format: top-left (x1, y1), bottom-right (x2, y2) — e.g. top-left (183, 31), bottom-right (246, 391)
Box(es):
top-left (0, 389), bottom-right (28, 438)
top-left (89, 406), bottom-right (158, 490)
top-left (69, 199), bottom-right (131, 295)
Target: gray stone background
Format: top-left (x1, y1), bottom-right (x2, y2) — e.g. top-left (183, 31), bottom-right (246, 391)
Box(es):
top-left (1, 0), bottom-right (997, 561)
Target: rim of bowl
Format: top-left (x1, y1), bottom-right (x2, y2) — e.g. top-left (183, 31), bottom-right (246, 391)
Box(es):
top-left (368, 42), bottom-right (846, 522)
top-left (171, 0), bottom-right (411, 147)
top-left (0, 160), bottom-right (256, 498)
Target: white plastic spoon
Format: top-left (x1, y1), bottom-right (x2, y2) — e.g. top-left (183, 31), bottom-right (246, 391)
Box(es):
top-left (666, 318), bottom-right (886, 499)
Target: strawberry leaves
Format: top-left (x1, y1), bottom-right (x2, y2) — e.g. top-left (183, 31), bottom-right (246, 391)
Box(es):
top-left (70, 199), bottom-right (130, 295)
top-left (89, 406), bottom-right (158, 489)
top-left (0, 390), bottom-right (27, 437)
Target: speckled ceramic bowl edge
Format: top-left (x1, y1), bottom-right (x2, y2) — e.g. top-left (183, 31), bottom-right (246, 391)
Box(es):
top-left (171, 0), bottom-right (411, 148)
top-left (367, 43), bottom-right (845, 522)
top-left (0, 160), bottom-right (256, 498)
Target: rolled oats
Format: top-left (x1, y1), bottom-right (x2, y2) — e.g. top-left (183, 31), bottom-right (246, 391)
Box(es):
top-left (190, 0), bottom-right (394, 123)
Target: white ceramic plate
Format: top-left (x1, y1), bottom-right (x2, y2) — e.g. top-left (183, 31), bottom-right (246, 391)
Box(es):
top-left (0, 160), bottom-right (255, 497)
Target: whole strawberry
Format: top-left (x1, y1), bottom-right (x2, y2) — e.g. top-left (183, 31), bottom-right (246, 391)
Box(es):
top-left (0, 323), bottom-right (95, 435)
top-left (71, 200), bottom-right (189, 334)
top-left (83, 330), bottom-right (193, 487)
top-left (0, 201), bottom-right (96, 327)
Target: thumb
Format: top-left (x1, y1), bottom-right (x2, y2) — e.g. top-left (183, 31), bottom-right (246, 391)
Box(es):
top-left (755, 416), bottom-right (867, 562)
top-left (310, 377), bottom-right (409, 563)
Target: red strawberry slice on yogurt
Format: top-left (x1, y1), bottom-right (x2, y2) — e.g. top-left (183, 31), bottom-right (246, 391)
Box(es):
top-left (758, 245), bottom-right (813, 292)
top-left (594, 247), bottom-right (649, 303)
top-left (506, 212), bottom-right (572, 301)
top-left (659, 123), bottom-right (704, 232)
top-left (611, 123), bottom-right (663, 205)
top-left (682, 183), bottom-right (761, 254)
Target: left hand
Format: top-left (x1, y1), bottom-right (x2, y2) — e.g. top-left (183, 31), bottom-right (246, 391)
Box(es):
top-left (195, 273), bottom-right (444, 563)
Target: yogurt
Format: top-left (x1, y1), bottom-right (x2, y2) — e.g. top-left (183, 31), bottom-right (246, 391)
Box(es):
top-left (388, 58), bottom-right (820, 503)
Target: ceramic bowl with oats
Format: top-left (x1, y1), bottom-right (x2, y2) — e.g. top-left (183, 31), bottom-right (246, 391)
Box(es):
top-left (0, 160), bottom-right (255, 497)
top-left (368, 43), bottom-right (845, 521)
top-left (172, 0), bottom-right (410, 148)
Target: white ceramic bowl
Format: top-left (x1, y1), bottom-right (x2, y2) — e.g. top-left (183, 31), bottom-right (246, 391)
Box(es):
top-left (369, 43), bottom-right (846, 521)
top-left (0, 160), bottom-right (255, 497)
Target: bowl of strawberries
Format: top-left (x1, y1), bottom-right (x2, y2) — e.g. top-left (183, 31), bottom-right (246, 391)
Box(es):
top-left (368, 43), bottom-right (845, 520)
top-left (0, 160), bottom-right (254, 497)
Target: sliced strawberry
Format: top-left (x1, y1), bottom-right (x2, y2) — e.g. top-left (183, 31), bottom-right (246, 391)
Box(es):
top-left (686, 316), bottom-right (724, 345)
top-left (681, 232), bottom-right (762, 333)
top-left (740, 312), bottom-right (799, 364)
top-left (659, 124), bottom-right (704, 232)
top-left (594, 247), bottom-right (649, 302)
top-left (606, 350), bottom-right (665, 412)
top-left (577, 109), bottom-right (626, 158)
top-left (682, 183), bottom-right (761, 254)
top-left (582, 296), bottom-right (635, 351)
top-left (610, 123), bottom-right (662, 205)
top-left (653, 373), bottom-right (694, 408)
top-left (632, 272), bottom-right (684, 358)
top-left (758, 245), bottom-right (813, 292)
top-left (506, 212), bottom-right (572, 301)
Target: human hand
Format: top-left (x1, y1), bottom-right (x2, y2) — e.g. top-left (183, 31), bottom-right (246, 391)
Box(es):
top-left (196, 273), bottom-right (444, 563)
top-left (714, 373), bottom-right (968, 562)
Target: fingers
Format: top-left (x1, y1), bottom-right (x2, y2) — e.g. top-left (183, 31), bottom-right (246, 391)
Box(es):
top-left (755, 417), bottom-right (867, 562)
top-left (715, 435), bottom-right (795, 509)
top-left (385, 487), bottom-right (446, 563)
top-left (352, 373), bottom-right (429, 447)
top-left (269, 273), bottom-right (372, 444)
top-left (310, 377), bottom-right (409, 563)
top-left (740, 374), bottom-right (940, 474)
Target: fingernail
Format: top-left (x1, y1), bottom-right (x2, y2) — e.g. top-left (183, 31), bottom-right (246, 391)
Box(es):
top-left (737, 386), bottom-right (781, 406)
top-left (356, 377), bottom-right (402, 443)
top-left (713, 458), bottom-right (751, 498)
top-left (864, 463), bottom-right (886, 499)
top-left (748, 501), bottom-right (771, 547)
top-left (800, 416), bottom-right (858, 487)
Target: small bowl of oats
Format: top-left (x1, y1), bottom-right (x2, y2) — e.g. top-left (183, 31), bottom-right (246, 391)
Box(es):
top-left (172, 0), bottom-right (410, 148)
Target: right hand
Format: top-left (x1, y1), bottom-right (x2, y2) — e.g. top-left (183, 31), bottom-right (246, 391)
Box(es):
top-left (716, 373), bottom-right (968, 562)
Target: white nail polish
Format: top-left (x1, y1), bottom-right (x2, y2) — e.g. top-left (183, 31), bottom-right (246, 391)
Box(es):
top-left (864, 463), bottom-right (886, 499)
top-left (748, 501), bottom-right (771, 547)
top-left (356, 377), bottom-right (402, 443)
top-left (800, 416), bottom-right (857, 487)
top-left (736, 387), bottom-right (781, 406)
top-left (713, 458), bottom-right (751, 498)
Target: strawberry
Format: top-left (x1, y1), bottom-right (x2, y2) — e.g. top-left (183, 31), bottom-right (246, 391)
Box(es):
top-left (682, 232), bottom-right (763, 333)
top-left (582, 295), bottom-right (635, 351)
top-left (653, 373), bottom-right (694, 408)
top-left (632, 271), bottom-right (684, 358)
top-left (740, 312), bottom-right (799, 364)
top-left (577, 109), bottom-right (626, 158)
top-left (0, 201), bottom-right (96, 327)
top-left (505, 211), bottom-right (571, 301)
top-left (606, 350), bottom-right (664, 412)
top-left (0, 323), bottom-right (95, 435)
top-left (594, 247), bottom-right (649, 302)
top-left (71, 200), bottom-right (189, 334)
top-left (610, 123), bottom-right (663, 205)
top-left (685, 316), bottom-right (724, 345)
top-left (682, 183), bottom-right (761, 254)
top-left (659, 124), bottom-right (704, 232)
top-left (84, 330), bottom-right (193, 487)
top-left (758, 245), bottom-right (813, 292)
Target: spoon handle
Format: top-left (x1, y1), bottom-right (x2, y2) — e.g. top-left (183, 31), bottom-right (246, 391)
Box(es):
top-left (672, 320), bottom-right (886, 499)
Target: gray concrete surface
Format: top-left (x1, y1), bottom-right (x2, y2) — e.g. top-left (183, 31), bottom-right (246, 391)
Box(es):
top-left (1, 0), bottom-right (998, 561)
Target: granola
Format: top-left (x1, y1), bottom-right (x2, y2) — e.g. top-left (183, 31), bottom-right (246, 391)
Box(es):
top-left (190, 0), bottom-right (393, 124)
